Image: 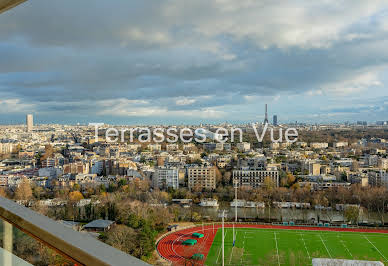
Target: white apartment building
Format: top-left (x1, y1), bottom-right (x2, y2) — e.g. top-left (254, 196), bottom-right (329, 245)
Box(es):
top-left (296, 142), bottom-right (308, 148)
top-left (378, 158), bottom-right (388, 169)
top-left (365, 155), bottom-right (379, 166)
top-left (183, 143), bottom-right (195, 151)
top-left (0, 142), bottom-right (17, 154)
top-left (38, 167), bottom-right (63, 179)
top-left (147, 144), bottom-right (161, 152)
top-left (216, 157), bottom-right (231, 168)
top-left (237, 157), bottom-right (266, 170)
top-left (166, 144), bottom-right (179, 151)
top-left (310, 142), bottom-right (329, 149)
top-left (333, 142), bottom-right (348, 148)
top-left (368, 170), bottom-right (388, 188)
top-left (236, 142), bottom-right (251, 152)
top-left (336, 158), bottom-right (353, 167)
top-left (153, 167), bottom-right (179, 190)
top-left (270, 142), bottom-right (280, 149)
top-left (127, 144), bottom-right (141, 151)
top-left (203, 142), bottom-right (223, 151)
top-left (90, 159), bottom-right (104, 175)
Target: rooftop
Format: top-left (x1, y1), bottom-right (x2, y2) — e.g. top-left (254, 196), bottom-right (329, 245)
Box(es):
top-left (84, 219), bottom-right (115, 229)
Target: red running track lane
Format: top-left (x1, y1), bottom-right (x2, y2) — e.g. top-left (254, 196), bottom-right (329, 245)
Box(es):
top-left (156, 224), bottom-right (388, 266)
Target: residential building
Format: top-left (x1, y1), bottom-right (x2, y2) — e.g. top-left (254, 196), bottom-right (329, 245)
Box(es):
top-left (332, 142), bottom-right (348, 148)
top-left (153, 167), bottom-right (179, 190)
top-left (187, 166), bottom-right (216, 190)
top-left (237, 157), bottom-right (266, 170)
top-left (26, 114), bottom-right (33, 132)
top-left (365, 155), bottom-right (379, 167)
top-left (368, 170), bottom-right (388, 188)
top-left (90, 159), bottom-right (104, 175)
top-left (63, 162), bottom-right (89, 175)
top-left (148, 144), bottom-right (161, 152)
top-left (309, 163), bottom-right (321, 175)
top-left (38, 167), bottom-right (63, 179)
top-left (310, 142), bottom-right (329, 149)
top-left (233, 169), bottom-right (279, 188)
top-left (83, 219), bottom-right (115, 232)
top-left (166, 144), bottom-right (179, 151)
top-left (236, 142), bottom-right (251, 152)
top-left (0, 142), bottom-right (17, 154)
top-left (378, 158), bottom-right (388, 169)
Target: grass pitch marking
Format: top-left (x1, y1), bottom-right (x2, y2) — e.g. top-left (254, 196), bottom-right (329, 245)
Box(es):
top-left (228, 230), bottom-right (240, 264)
top-left (274, 232), bottom-right (280, 266)
top-left (216, 230), bottom-right (228, 264)
top-left (299, 233), bottom-right (311, 259)
top-left (337, 234), bottom-right (353, 259)
top-left (319, 234), bottom-right (332, 258)
top-left (228, 246), bottom-right (234, 264)
top-left (240, 231), bottom-right (247, 265)
top-left (364, 234), bottom-right (388, 262)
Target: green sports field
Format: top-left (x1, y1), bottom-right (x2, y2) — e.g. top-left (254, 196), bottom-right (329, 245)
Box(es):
top-left (206, 228), bottom-right (388, 265)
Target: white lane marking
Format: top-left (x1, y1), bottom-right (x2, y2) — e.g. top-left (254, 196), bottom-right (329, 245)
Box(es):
top-left (299, 233), bottom-right (310, 259)
top-left (364, 235), bottom-right (388, 262)
top-left (216, 230), bottom-right (228, 264)
top-left (337, 234), bottom-right (353, 258)
top-left (274, 232), bottom-right (280, 266)
top-left (319, 234), bottom-right (332, 258)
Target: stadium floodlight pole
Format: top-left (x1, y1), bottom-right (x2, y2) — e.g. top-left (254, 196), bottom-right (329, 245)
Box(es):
top-left (222, 210), bottom-right (225, 266)
top-left (233, 223), bottom-right (235, 247)
top-left (233, 179), bottom-right (238, 245)
top-left (234, 179), bottom-right (238, 222)
top-left (218, 209), bottom-right (227, 266)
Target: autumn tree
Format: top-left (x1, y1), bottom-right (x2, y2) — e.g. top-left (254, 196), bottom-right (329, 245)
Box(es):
top-left (213, 166), bottom-right (223, 184)
top-left (286, 172), bottom-right (296, 187)
top-left (0, 187), bottom-right (7, 198)
top-left (14, 178), bottom-right (33, 201)
top-left (40, 144), bottom-right (54, 161)
top-left (223, 171), bottom-right (232, 185)
top-left (68, 191), bottom-right (84, 202)
top-left (32, 186), bottom-right (44, 200)
top-left (263, 176), bottom-right (276, 191)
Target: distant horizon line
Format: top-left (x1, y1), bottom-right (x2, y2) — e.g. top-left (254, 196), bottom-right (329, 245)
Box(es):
top-left (0, 120), bottom-right (386, 127)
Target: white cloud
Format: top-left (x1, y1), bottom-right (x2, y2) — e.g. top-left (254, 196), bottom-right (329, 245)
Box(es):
top-left (161, 0), bottom-right (388, 49)
top-left (120, 28), bottom-right (170, 46)
top-left (306, 89), bottom-right (323, 96)
top-left (321, 71), bottom-right (383, 96)
top-left (175, 98), bottom-right (197, 106)
top-left (95, 98), bottom-right (225, 119)
top-left (0, 99), bottom-right (35, 113)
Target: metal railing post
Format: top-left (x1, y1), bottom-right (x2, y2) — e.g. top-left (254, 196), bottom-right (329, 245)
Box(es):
top-left (3, 220), bottom-right (13, 265)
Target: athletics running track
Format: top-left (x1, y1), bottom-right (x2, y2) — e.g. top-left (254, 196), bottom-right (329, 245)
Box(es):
top-left (156, 224), bottom-right (388, 265)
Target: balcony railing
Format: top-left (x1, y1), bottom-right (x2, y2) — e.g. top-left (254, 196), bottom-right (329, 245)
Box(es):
top-left (0, 197), bottom-right (149, 266)
top-left (0, 0), bottom-right (27, 14)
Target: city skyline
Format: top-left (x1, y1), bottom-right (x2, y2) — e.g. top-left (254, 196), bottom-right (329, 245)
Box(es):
top-left (1, 111), bottom-right (387, 126)
top-left (0, 0), bottom-right (388, 125)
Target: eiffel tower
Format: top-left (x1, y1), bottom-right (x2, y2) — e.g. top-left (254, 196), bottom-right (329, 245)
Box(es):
top-left (264, 104), bottom-right (269, 124)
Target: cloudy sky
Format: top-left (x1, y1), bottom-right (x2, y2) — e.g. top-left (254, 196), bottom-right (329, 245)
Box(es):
top-left (1, 0), bottom-right (388, 125)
